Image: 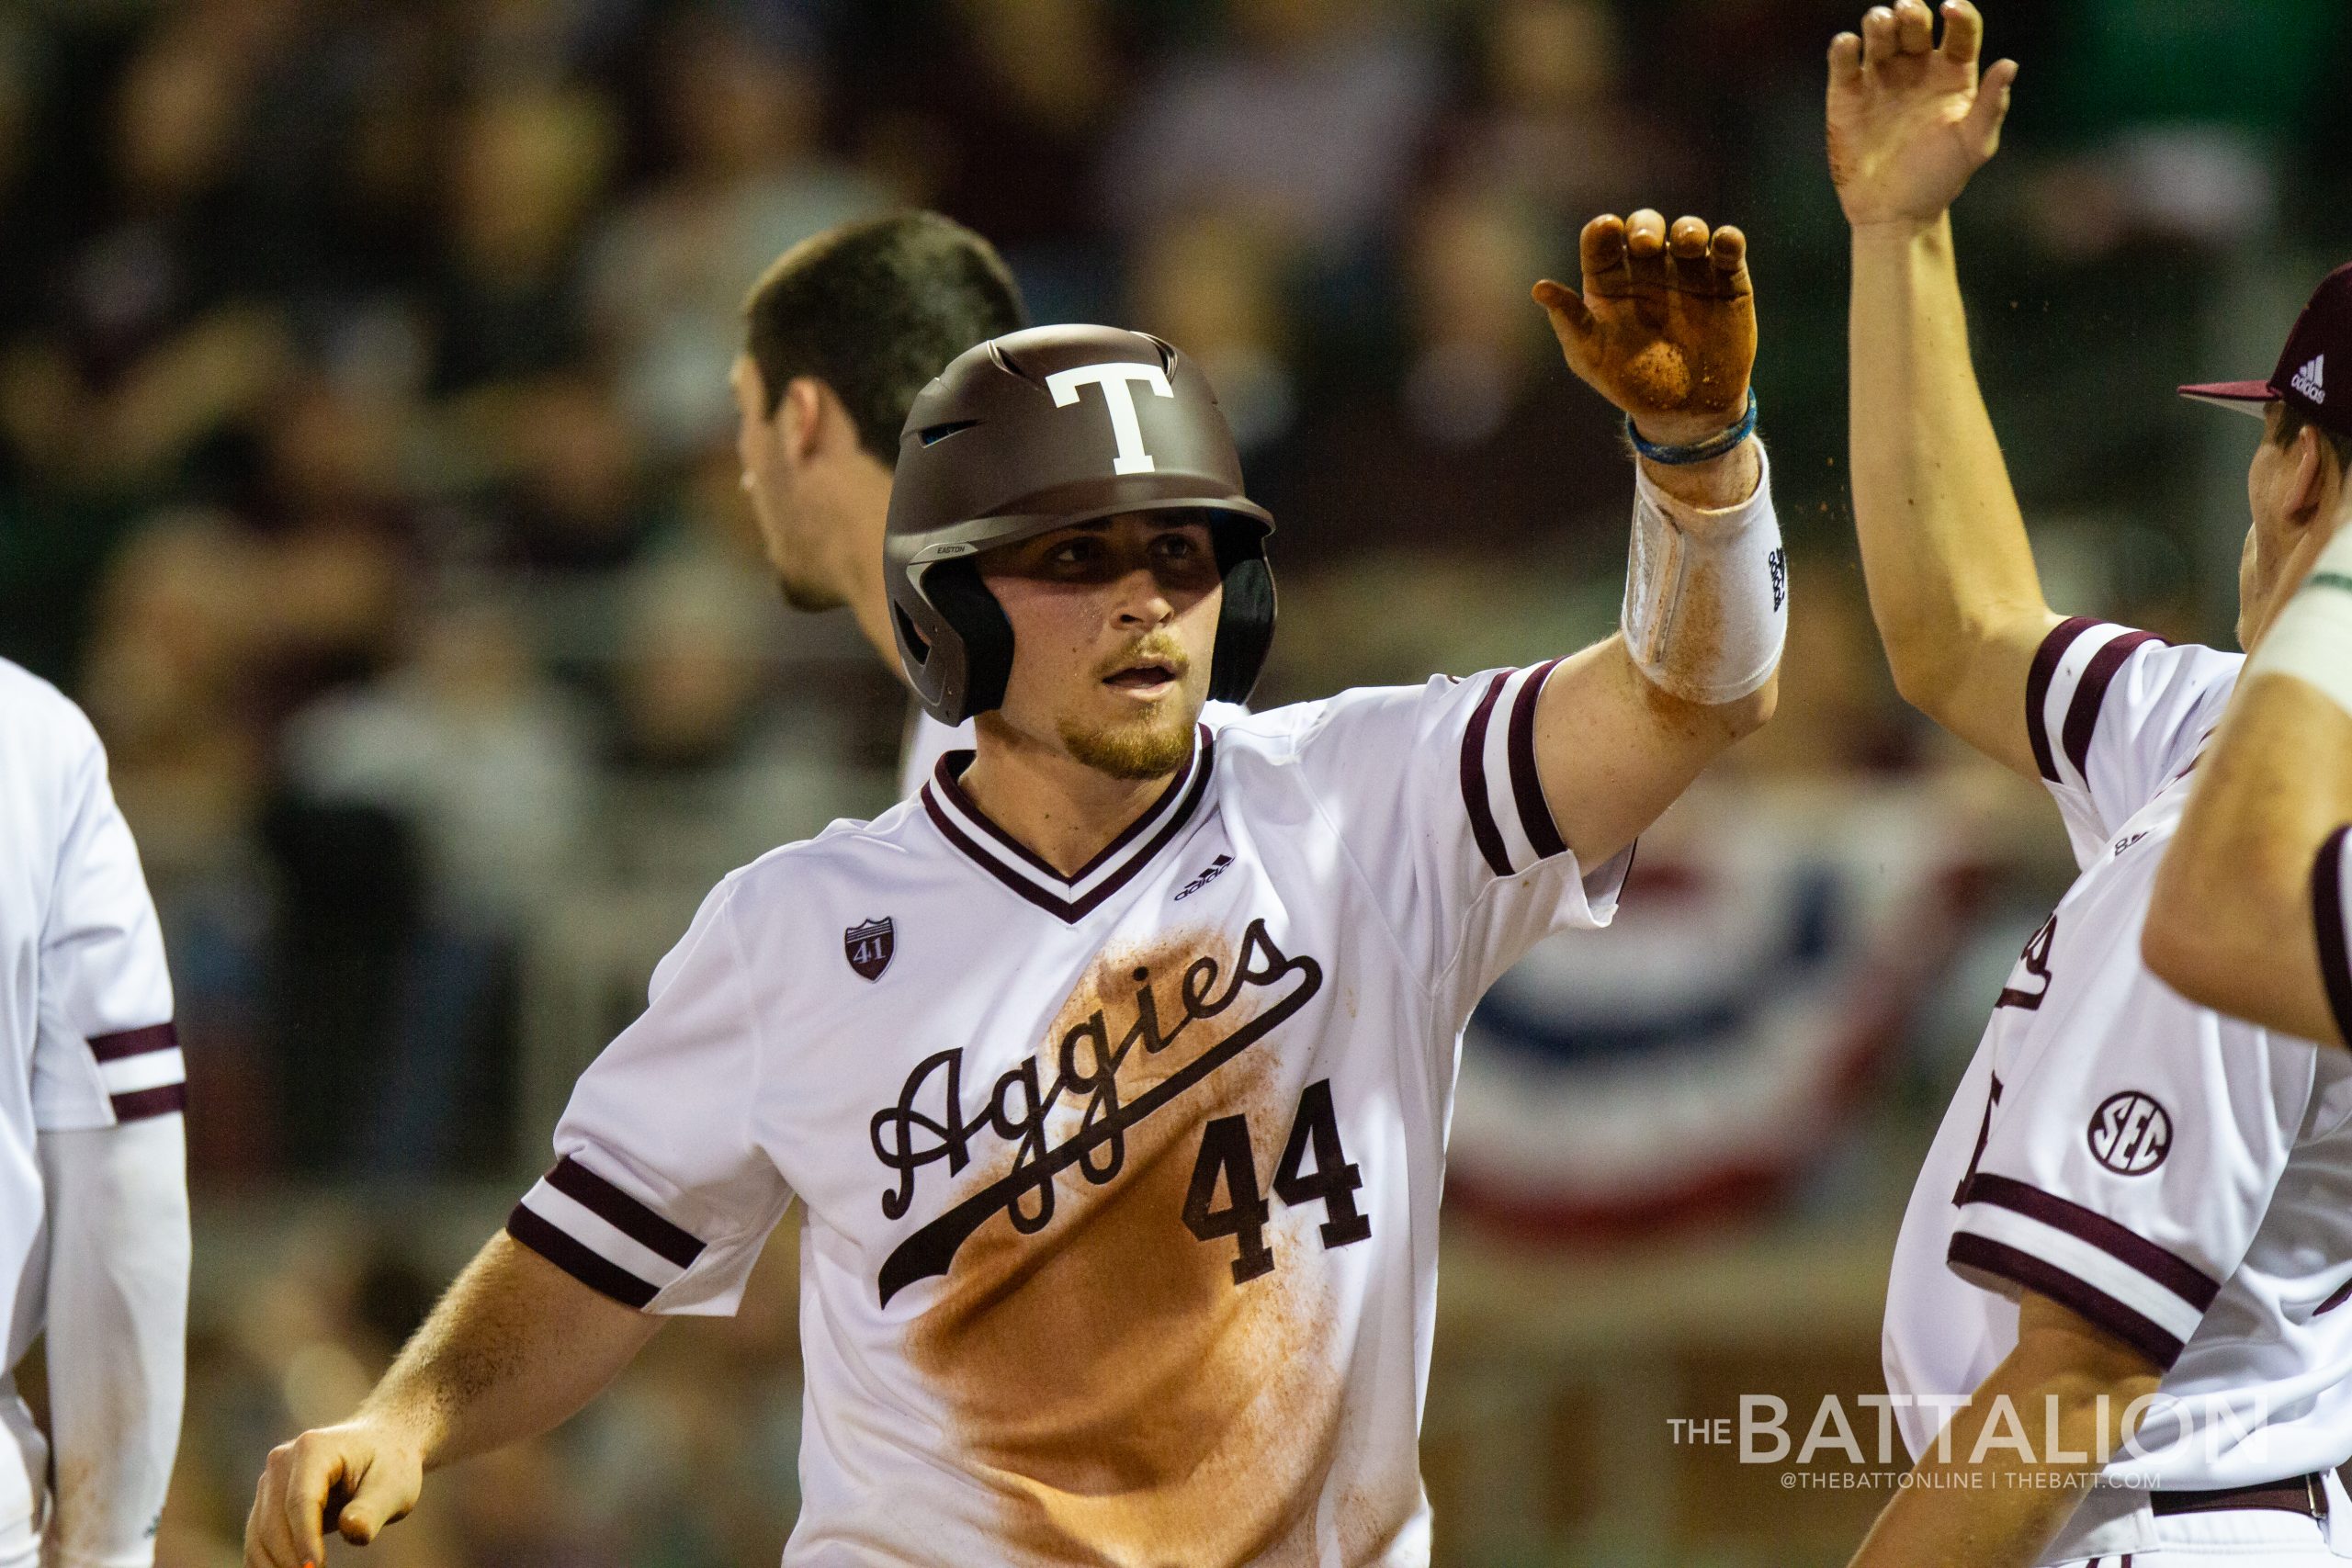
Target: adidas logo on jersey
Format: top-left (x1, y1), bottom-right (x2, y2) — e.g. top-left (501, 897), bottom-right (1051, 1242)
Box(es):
top-left (2293, 354), bottom-right (2326, 404)
top-left (1174, 853), bottom-right (1234, 902)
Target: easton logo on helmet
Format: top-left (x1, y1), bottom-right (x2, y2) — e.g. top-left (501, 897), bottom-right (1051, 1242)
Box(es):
top-left (1045, 362), bottom-right (1176, 475)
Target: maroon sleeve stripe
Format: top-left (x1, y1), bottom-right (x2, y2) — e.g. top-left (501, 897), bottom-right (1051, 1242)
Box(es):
top-left (1963, 1173), bottom-right (2220, 1309)
top-left (2313, 826), bottom-right (2352, 1048)
top-left (506, 1204), bottom-right (658, 1309)
top-left (109, 1083), bottom-right (187, 1122)
top-left (1950, 1233), bottom-right (2186, 1370)
top-left (88, 1022), bottom-right (178, 1062)
top-left (1459, 669), bottom-right (1516, 878)
top-left (2061, 631), bottom-right (2163, 783)
top-left (2026, 618), bottom-right (2098, 783)
top-left (1505, 659), bottom-right (1568, 862)
top-left (545, 1156), bottom-right (706, 1269)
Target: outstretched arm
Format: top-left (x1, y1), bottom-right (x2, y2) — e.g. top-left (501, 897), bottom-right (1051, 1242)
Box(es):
top-left (1529, 209), bottom-right (1781, 868)
top-left (2146, 533), bottom-right (2352, 1045)
top-left (1834, 0), bottom-right (2055, 776)
top-left (245, 1232), bottom-right (660, 1568)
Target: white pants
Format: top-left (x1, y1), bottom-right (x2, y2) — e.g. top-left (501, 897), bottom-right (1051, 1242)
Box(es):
top-left (2060, 1501), bottom-right (2338, 1564)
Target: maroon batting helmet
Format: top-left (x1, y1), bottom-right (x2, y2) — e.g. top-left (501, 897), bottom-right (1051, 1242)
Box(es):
top-left (884, 324), bottom-right (1276, 725)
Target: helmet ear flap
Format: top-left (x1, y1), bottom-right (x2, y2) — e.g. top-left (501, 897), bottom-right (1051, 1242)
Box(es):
top-left (924, 558), bottom-right (1015, 722)
top-left (1208, 553), bottom-right (1275, 705)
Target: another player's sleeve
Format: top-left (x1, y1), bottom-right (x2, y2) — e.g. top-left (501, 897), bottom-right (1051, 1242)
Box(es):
top-left (2025, 619), bottom-right (2240, 863)
top-left (506, 877), bottom-right (792, 1315)
top-left (1283, 670), bottom-right (1633, 1019)
top-left (2315, 825), bottom-right (2352, 1047)
top-left (1948, 965), bottom-right (2298, 1371)
top-left (34, 708), bottom-right (182, 1131)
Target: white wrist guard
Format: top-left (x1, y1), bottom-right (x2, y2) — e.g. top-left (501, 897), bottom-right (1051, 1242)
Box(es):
top-left (2248, 524), bottom-right (2352, 716)
top-left (1621, 441), bottom-right (1786, 704)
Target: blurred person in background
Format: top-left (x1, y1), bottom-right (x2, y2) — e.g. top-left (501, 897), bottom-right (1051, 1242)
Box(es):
top-left (587, 12), bottom-right (885, 458)
top-left (243, 197), bottom-right (1784, 1563)
top-left (0, 14), bottom-right (293, 506)
top-left (1255, 180), bottom-right (1624, 572)
top-left (428, 85), bottom-right (613, 398)
top-left (0, 659), bottom-right (189, 1567)
top-left (1430, 0), bottom-right (1695, 222)
top-left (1833, 6), bottom-right (2352, 1563)
top-left (1100, 0), bottom-right (1442, 265)
top-left (1126, 209), bottom-right (1301, 459)
top-left (282, 592), bottom-right (590, 1177)
top-left (850, 0), bottom-right (1130, 319)
top-left (482, 372), bottom-right (662, 576)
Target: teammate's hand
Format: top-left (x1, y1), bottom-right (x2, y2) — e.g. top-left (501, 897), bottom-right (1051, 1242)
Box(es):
top-left (1534, 211), bottom-right (1755, 447)
top-left (244, 1421), bottom-right (424, 1567)
top-left (1827, 0), bottom-right (2018, 227)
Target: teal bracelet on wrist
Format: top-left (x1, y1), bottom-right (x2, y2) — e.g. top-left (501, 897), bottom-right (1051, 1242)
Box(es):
top-left (1627, 389), bottom-right (1758, 465)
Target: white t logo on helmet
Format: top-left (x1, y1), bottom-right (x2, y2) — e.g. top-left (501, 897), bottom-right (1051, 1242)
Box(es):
top-left (1044, 362), bottom-right (1175, 476)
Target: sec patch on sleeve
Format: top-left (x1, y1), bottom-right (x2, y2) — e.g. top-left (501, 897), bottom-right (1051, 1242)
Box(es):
top-left (2086, 1090), bottom-right (2172, 1176)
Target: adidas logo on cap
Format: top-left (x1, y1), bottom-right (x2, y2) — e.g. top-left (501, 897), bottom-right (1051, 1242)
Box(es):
top-left (2294, 354), bottom-right (2326, 405)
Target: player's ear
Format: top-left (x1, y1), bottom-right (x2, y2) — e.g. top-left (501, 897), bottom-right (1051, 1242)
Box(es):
top-left (2290, 422), bottom-right (2335, 527)
top-left (779, 376), bottom-right (831, 467)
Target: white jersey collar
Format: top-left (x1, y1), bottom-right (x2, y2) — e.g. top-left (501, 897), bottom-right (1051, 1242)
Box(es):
top-left (920, 726), bottom-right (1216, 923)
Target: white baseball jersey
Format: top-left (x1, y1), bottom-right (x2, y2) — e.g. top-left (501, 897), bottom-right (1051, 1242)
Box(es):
top-left (1884, 619), bottom-right (2352, 1562)
top-left (0, 661), bottom-right (181, 1535)
top-left (898, 701), bottom-right (1255, 800)
top-left (511, 669), bottom-right (1631, 1566)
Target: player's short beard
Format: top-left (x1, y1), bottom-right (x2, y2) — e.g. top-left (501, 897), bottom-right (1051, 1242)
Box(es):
top-left (1059, 703), bottom-right (1198, 780)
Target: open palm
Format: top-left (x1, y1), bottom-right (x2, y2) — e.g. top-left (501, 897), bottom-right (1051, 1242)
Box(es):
top-left (1827, 0), bottom-right (2018, 227)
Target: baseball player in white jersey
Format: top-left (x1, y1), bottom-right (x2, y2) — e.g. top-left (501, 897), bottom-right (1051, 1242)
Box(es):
top-left (1832, 5), bottom-right (2352, 1563)
top-left (0, 660), bottom-right (188, 1567)
top-left (246, 205), bottom-right (1790, 1565)
top-left (2142, 273), bottom-right (2352, 1055)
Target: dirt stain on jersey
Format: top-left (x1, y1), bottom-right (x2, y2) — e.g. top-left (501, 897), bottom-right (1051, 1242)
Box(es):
top-left (909, 931), bottom-right (1343, 1566)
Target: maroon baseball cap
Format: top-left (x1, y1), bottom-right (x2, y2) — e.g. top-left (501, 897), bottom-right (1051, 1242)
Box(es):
top-left (2180, 262), bottom-right (2352, 441)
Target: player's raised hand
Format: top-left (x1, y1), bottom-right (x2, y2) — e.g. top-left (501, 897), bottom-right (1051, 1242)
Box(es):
top-left (245, 1421), bottom-right (424, 1567)
top-left (1534, 210), bottom-right (1755, 446)
top-left (1828, 0), bottom-right (2018, 227)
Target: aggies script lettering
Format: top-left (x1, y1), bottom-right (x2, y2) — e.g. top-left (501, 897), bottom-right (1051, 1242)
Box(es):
top-left (869, 918), bottom-right (1323, 1305)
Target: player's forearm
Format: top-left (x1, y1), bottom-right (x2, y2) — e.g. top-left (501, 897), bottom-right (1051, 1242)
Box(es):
top-left (1536, 435), bottom-right (1781, 866)
top-left (2146, 675), bottom-right (2352, 1044)
top-left (40, 1120), bottom-right (189, 1568)
top-left (1847, 1358), bottom-right (2152, 1568)
top-left (1848, 216), bottom-right (2054, 728)
top-left (356, 1232), bottom-right (659, 1466)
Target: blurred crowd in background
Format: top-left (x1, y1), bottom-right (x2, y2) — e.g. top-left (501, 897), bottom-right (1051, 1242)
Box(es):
top-left (2, 0), bottom-right (2349, 1562)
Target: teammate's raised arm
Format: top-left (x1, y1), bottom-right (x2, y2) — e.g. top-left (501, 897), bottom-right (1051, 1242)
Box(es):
top-left (2146, 667), bottom-right (2352, 1046)
top-left (1832, 0), bottom-right (2054, 775)
top-left (1522, 209), bottom-right (1782, 869)
top-left (244, 1232), bottom-right (659, 1568)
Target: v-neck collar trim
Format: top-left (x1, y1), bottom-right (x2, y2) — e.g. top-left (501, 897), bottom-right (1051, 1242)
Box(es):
top-left (921, 727), bottom-right (1216, 923)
